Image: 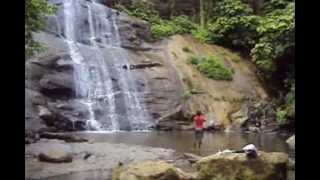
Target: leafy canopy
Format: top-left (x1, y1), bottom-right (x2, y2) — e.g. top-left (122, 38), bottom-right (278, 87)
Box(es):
top-left (25, 0), bottom-right (57, 58)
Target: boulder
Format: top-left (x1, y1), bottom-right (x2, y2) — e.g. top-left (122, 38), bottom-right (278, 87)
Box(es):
top-left (112, 160), bottom-right (195, 180)
top-left (286, 135), bottom-right (295, 150)
top-left (183, 153), bottom-right (201, 164)
top-left (38, 106), bottom-right (54, 122)
top-left (195, 151), bottom-right (288, 180)
top-left (37, 142), bottom-right (73, 163)
top-left (288, 158), bottom-right (295, 170)
top-left (248, 126), bottom-right (260, 133)
top-left (230, 105), bottom-right (248, 128)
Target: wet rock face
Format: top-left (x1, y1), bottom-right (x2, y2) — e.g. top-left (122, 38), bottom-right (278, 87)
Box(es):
top-left (196, 151), bottom-right (288, 180)
top-left (240, 100), bottom-right (279, 133)
top-left (118, 14), bottom-right (153, 49)
top-left (26, 51), bottom-right (85, 132)
top-left (39, 72), bottom-right (75, 99)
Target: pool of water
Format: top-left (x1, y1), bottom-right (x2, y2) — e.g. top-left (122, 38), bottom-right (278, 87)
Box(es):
top-left (71, 131), bottom-right (294, 157)
top-left (44, 131), bottom-right (294, 180)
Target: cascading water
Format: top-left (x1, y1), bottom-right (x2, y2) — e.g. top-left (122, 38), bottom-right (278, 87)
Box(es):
top-left (61, 0), bottom-right (152, 131)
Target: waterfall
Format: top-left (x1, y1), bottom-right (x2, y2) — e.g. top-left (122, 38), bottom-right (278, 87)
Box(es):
top-left (61, 0), bottom-right (152, 131)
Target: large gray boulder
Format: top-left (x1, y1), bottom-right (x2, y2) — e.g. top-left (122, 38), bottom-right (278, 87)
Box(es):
top-left (35, 141), bottom-right (73, 163)
top-left (112, 160), bottom-right (195, 180)
top-left (195, 151), bottom-right (288, 180)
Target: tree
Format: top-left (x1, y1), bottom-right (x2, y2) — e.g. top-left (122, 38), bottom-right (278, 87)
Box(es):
top-left (25, 0), bottom-right (56, 59)
top-left (200, 0), bottom-right (205, 27)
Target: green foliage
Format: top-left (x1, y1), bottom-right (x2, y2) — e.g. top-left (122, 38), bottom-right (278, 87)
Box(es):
top-left (212, 0), bottom-right (253, 19)
top-left (189, 55), bottom-right (234, 81)
top-left (172, 15), bottom-right (197, 33)
top-left (263, 0), bottom-right (294, 14)
top-left (276, 108), bottom-right (287, 125)
top-left (151, 16), bottom-right (196, 39)
top-left (191, 27), bottom-right (212, 43)
top-left (210, 15), bottom-right (260, 48)
top-left (119, 1), bottom-right (160, 24)
top-left (182, 46), bottom-right (192, 53)
top-left (275, 79), bottom-right (295, 125)
top-left (116, 2), bottom-right (196, 39)
top-left (151, 20), bottom-right (177, 39)
top-left (187, 56), bottom-right (200, 65)
top-left (251, 2), bottom-right (295, 73)
top-left (118, 0), bottom-right (295, 124)
top-left (25, 0), bottom-right (57, 58)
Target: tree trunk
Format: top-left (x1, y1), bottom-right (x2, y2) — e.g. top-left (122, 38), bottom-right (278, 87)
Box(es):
top-left (200, 0), bottom-right (204, 27)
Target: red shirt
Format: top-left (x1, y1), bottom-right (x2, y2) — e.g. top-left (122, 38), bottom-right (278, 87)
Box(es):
top-left (193, 115), bottom-right (207, 129)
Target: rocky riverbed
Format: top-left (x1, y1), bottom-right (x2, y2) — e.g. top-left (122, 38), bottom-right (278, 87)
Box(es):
top-left (26, 139), bottom-right (176, 179)
top-left (25, 131), bottom-right (295, 180)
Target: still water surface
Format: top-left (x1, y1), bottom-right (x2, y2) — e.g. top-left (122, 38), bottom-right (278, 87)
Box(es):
top-left (72, 131), bottom-right (294, 156)
top-left (45, 131), bottom-right (295, 180)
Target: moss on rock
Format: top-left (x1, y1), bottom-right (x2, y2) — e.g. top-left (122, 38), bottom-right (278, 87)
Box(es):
top-left (195, 151), bottom-right (288, 180)
top-left (112, 160), bottom-right (195, 180)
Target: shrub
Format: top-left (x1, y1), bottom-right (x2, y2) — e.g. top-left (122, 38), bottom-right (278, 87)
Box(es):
top-left (187, 56), bottom-right (200, 65)
top-left (251, 2), bottom-right (295, 73)
top-left (276, 108), bottom-right (287, 125)
top-left (191, 27), bottom-right (212, 43)
top-left (151, 21), bottom-right (177, 39)
top-left (189, 55), bottom-right (234, 81)
top-left (182, 46), bottom-right (192, 53)
top-left (25, 0), bottom-right (57, 58)
top-left (116, 2), bottom-right (196, 40)
top-left (208, 15), bottom-right (260, 50)
top-left (172, 15), bottom-right (196, 34)
top-left (212, 0), bottom-right (253, 19)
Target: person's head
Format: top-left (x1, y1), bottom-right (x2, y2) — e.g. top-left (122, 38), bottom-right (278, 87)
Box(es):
top-left (196, 110), bottom-right (202, 116)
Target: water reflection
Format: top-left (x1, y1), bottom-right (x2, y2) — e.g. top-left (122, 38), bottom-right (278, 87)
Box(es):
top-left (72, 131), bottom-right (293, 157)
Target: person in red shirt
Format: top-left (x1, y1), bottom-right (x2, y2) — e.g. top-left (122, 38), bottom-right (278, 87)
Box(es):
top-left (193, 110), bottom-right (207, 149)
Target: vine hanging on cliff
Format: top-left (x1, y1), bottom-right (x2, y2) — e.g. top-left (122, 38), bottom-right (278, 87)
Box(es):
top-left (25, 0), bottom-right (57, 59)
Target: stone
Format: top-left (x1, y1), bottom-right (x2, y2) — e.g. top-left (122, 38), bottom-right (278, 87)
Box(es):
top-left (248, 126), bottom-right (260, 133)
top-left (37, 142), bottom-right (73, 163)
top-left (112, 160), bottom-right (195, 180)
top-left (288, 158), bottom-right (295, 170)
top-left (230, 105), bottom-right (249, 128)
top-left (286, 135), bottom-right (295, 150)
top-left (38, 106), bottom-right (53, 121)
top-left (195, 151), bottom-right (288, 180)
top-left (183, 153), bottom-right (201, 164)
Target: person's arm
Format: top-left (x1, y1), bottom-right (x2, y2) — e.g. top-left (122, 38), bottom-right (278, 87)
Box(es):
top-left (203, 115), bottom-right (207, 122)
